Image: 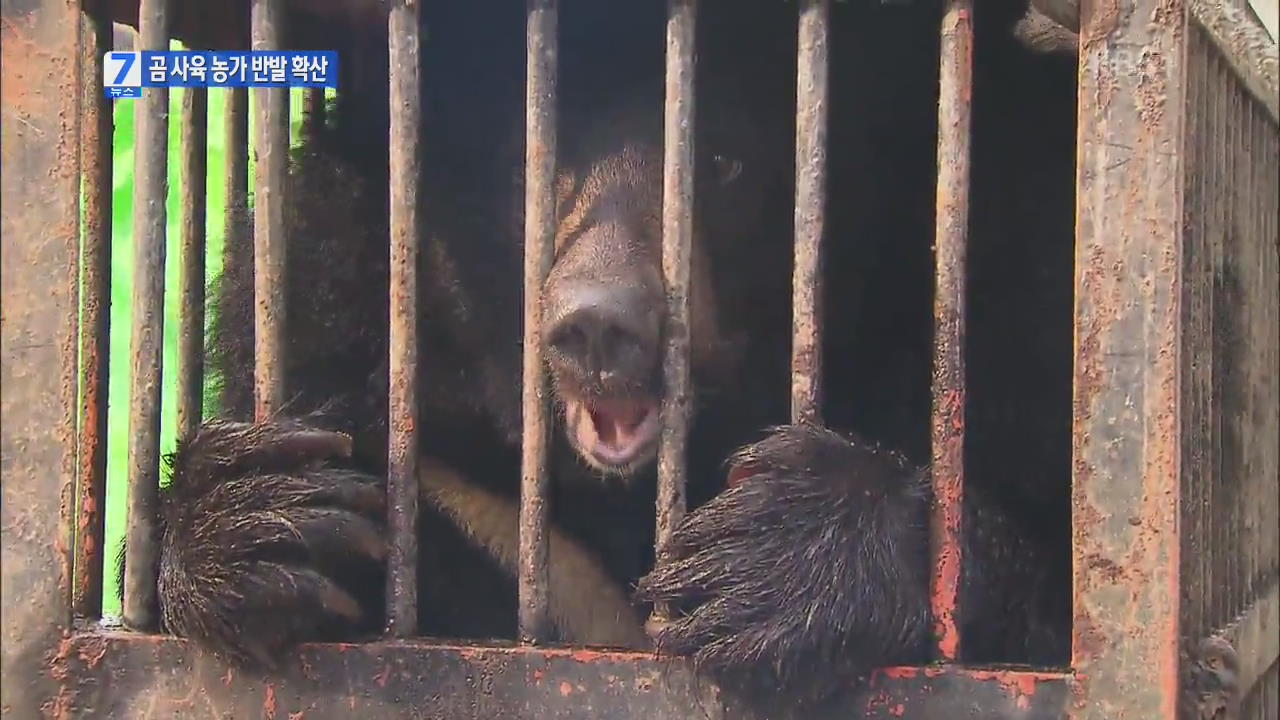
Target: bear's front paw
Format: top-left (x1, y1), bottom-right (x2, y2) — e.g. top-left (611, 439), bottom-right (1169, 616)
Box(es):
top-left (157, 418), bottom-right (387, 668)
top-left (635, 423), bottom-right (932, 696)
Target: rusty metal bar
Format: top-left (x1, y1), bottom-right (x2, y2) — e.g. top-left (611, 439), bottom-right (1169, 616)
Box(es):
top-left (225, 87), bottom-right (249, 269)
top-left (1225, 70), bottom-right (1242, 627)
top-left (1, 0), bottom-right (82, 710)
top-left (790, 0), bottom-right (828, 427)
top-left (1069, 0), bottom-right (1186, 716)
top-left (1206, 44), bottom-right (1224, 634)
top-left (929, 0), bottom-right (972, 664)
top-left (651, 0), bottom-right (697, 631)
top-left (177, 87), bottom-right (208, 439)
top-left (75, 6), bottom-right (113, 620)
top-left (1189, 0), bottom-right (1279, 125)
top-left (385, 0), bottom-right (421, 638)
top-left (304, 87), bottom-right (326, 136)
top-left (518, 0), bottom-right (558, 644)
top-left (1181, 23), bottom-right (1209, 645)
top-left (1242, 95), bottom-right (1260, 632)
top-left (58, 633), bottom-right (1076, 718)
top-left (251, 0), bottom-right (288, 420)
top-left (123, 0), bottom-right (172, 632)
top-left (1204, 28), bottom-right (1221, 639)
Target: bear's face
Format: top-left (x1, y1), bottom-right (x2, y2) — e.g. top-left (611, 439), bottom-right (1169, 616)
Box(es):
top-left (540, 143), bottom-right (723, 478)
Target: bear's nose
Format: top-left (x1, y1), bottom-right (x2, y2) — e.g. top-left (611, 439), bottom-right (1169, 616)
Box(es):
top-left (544, 281), bottom-right (661, 383)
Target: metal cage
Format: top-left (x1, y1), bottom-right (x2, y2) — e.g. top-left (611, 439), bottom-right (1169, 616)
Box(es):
top-left (2, 0), bottom-right (1277, 717)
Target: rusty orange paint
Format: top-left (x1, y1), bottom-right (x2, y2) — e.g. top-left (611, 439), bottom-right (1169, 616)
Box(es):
top-left (861, 688), bottom-right (896, 715)
top-left (75, 635), bottom-right (108, 670)
top-left (963, 668), bottom-right (1053, 708)
top-left (930, 0), bottom-right (974, 665)
top-left (48, 635), bottom-right (74, 684)
top-left (877, 666), bottom-right (921, 680)
top-left (559, 682), bottom-right (573, 697)
top-left (1069, 0), bottom-right (1187, 714)
top-left (457, 646), bottom-right (481, 660)
top-left (264, 683), bottom-right (277, 720)
top-left (566, 648), bottom-right (645, 663)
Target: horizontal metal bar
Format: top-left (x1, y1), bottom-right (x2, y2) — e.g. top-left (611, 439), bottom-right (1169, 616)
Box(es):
top-left (519, 0), bottom-right (558, 645)
top-left (57, 633), bottom-right (1075, 719)
top-left (386, 0), bottom-right (422, 639)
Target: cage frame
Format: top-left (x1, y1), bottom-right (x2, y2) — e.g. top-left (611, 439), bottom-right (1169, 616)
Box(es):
top-left (2, 0), bottom-right (1277, 718)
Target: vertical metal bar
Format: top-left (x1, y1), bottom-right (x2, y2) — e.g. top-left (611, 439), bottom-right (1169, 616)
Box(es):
top-left (1207, 46), bottom-right (1223, 632)
top-left (123, 0), bottom-right (171, 632)
top-left (386, 0), bottom-right (421, 638)
top-left (252, 0), bottom-right (288, 420)
top-left (651, 0), bottom-right (697, 630)
top-left (1, 0), bottom-right (82, 710)
top-left (929, 0), bottom-right (973, 663)
top-left (1182, 28), bottom-right (1208, 644)
top-left (177, 86), bottom-right (208, 438)
top-left (304, 87), bottom-right (326, 137)
top-left (790, 0), bottom-right (828, 427)
top-left (1069, 0), bottom-right (1186, 715)
top-left (519, 0), bottom-right (558, 644)
top-left (225, 86), bottom-right (249, 267)
top-left (1243, 95), bottom-right (1262, 622)
top-left (75, 6), bottom-right (113, 620)
top-left (1246, 102), bottom-right (1272, 618)
top-left (1224, 70), bottom-right (1240, 625)
top-left (1200, 45), bottom-right (1220, 634)
top-left (1267, 125), bottom-right (1276, 653)
top-left (1243, 99), bottom-right (1258, 616)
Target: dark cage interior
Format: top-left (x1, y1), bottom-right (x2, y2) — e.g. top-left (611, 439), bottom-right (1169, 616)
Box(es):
top-left (95, 0), bottom-right (1084, 706)
top-left (92, 0), bottom-right (1080, 696)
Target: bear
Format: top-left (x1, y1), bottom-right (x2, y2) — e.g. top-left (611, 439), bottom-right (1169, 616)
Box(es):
top-left (112, 0), bottom-right (1083, 704)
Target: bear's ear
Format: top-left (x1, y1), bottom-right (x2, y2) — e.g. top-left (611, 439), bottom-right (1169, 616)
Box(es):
top-left (711, 153), bottom-right (743, 187)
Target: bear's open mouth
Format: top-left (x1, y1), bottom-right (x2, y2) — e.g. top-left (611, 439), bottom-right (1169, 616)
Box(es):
top-left (563, 394), bottom-right (662, 472)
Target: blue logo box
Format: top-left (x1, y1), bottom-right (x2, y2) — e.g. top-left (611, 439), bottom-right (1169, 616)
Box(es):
top-left (104, 51), bottom-right (339, 98)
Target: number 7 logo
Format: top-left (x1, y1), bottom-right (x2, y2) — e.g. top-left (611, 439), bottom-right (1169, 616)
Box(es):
top-left (104, 52), bottom-right (140, 87)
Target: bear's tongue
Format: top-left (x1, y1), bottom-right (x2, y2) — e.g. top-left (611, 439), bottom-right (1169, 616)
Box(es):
top-left (588, 399), bottom-right (649, 447)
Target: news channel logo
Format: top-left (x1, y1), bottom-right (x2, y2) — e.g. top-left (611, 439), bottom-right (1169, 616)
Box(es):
top-left (103, 51), bottom-right (142, 99)
top-left (103, 51), bottom-right (339, 100)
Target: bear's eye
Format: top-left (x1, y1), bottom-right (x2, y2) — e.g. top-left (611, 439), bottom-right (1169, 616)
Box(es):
top-left (712, 154), bottom-right (742, 186)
